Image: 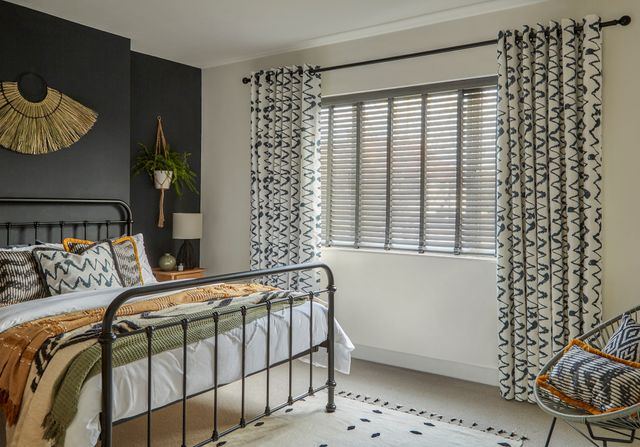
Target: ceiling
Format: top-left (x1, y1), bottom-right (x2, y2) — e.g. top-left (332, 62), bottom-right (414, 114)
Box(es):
top-left (8, 0), bottom-right (543, 68)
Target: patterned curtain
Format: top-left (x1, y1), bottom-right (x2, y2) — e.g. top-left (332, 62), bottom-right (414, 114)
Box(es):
top-left (496, 15), bottom-right (603, 402)
top-left (249, 65), bottom-right (322, 291)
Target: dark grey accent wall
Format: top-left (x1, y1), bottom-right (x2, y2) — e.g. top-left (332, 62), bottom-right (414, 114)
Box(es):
top-left (0, 1), bottom-right (202, 264)
top-left (130, 52), bottom-right (202, 265)
top-left (0, 1), bottom-right (131, 201)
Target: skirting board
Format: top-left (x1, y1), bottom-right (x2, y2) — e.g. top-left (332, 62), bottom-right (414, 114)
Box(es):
top-left (352, 344), bottom-right (499, 387)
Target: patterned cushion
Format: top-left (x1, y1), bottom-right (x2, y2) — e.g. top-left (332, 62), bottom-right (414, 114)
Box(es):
top-left (0, 250), bottom-right (48, 306)
top-left (537, 339), bottom-right (640, 414)
top-left (131, 233), bottom-right (157, 284)
top-left (64, 236), bottom-right (143, 287)
top-left (603, 315), bottom-right (640, 362)
top-left (33, 241), bottom-right (123, 296)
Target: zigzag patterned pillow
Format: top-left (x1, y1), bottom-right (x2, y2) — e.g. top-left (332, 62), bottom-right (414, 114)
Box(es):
top-left (537, 339), bottom-right (640, 414)
top-left (64, 236), bottom-right (143, 287)
top-left (33, 241), bottom-right (123, 296)
top-left (603, 315), bottom-right (640, 362)
top-left (0, 250), bottom-right (48, 306)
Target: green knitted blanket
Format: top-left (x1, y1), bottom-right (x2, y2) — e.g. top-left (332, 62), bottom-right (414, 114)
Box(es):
top-left (42, 295), bottom-right (304, 446)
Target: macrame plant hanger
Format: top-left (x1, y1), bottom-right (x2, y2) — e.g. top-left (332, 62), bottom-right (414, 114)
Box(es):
top-left (154, 116), bottom-right (171, 228)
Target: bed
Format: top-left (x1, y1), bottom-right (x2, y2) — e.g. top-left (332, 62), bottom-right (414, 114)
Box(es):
top-left (0, 198), bottom-right (353, 447)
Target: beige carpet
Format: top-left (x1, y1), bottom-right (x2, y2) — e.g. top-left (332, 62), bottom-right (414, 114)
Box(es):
top-left (109, 362), bottom-right (527, 447)
top-left (110, 388), bottom-right (523, 447)
top-left (107, 359), bottom-right (640, 447)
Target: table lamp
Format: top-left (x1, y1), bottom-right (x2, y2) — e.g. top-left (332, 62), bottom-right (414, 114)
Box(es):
top-left (173, 212), bottom-right (202, 269)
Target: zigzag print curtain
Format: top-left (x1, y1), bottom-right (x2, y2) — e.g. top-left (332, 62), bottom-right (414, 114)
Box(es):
top-left (249, 65), bottom-right (322, 291)
top-left (496, 15), bottom-right (603, 402)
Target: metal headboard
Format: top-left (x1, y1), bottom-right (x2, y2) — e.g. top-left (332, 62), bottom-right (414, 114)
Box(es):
top-left (0, 198), bottom-right (133, 247)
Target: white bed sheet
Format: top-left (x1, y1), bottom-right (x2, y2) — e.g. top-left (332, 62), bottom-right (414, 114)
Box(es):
top-left (0, 283), bottom-right (353, 447)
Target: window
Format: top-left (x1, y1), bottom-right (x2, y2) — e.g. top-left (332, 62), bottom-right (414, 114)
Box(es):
top-left (320, 77), bottom-right (498, 256)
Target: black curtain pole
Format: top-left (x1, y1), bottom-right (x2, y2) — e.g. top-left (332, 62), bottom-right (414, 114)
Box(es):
top-left (241, 15), bottom-right (630, 84)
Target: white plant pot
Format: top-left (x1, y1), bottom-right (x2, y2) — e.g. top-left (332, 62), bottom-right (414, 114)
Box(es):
top-left (154, 170), bottom-right (173, 190)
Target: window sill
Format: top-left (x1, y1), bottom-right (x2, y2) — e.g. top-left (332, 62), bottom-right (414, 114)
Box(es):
top-left (322, 246), bottom-right (497, 263)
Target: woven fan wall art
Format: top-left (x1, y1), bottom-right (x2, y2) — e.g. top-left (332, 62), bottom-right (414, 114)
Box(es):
top-left (0, 72), bottom-right (97, 155)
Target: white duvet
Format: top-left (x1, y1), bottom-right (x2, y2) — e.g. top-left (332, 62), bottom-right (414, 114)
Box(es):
top-left (0, 283), bottom-right (354, 447)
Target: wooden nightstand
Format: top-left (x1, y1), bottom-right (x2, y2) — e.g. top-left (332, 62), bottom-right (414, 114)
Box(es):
top-left (152, 268), bottom-right (207, 282)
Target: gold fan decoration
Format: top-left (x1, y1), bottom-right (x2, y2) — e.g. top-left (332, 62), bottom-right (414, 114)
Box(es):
top-left (0, 74), bottom-right (97, 155)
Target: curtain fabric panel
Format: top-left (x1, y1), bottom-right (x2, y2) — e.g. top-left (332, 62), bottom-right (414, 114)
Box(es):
top-left (249, 65), bottom-right (322, 291)
top-left (496, 15), bottom-right (603, 402)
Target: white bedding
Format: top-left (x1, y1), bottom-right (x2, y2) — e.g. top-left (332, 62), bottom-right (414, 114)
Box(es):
top-left (0, 283), bottom-right (354, 447)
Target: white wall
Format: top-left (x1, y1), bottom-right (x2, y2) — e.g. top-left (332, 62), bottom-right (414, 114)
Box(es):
top-left (201, 0), bottom-right (640, 385)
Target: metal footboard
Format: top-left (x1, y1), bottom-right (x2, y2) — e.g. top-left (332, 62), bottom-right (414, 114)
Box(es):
top-left (98, 262), bottom-right (336, 447)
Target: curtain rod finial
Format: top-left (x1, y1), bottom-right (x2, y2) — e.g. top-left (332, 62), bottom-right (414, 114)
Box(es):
top-left (619, 15), bottom-right (631, 26)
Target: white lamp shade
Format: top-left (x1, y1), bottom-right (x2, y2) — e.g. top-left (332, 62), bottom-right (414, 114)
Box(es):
top-left (172, 213), bottom-right (203, 240)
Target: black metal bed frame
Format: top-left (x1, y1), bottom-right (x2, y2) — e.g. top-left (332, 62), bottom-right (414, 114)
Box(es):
top-left (0, 197), bottom-right (133, 245)
top-left (1, 198), bottom-right (336, 447)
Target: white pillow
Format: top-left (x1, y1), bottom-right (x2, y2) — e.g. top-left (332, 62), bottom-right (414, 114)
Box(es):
top-left (131, 233), bottom-right (157, 284)
top-left (36, 242), bottom-right (65, 250)
top-left (0, 243), bottom-right (64, 251)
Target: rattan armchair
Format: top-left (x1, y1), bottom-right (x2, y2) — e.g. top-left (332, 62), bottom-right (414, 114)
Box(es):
top-left (534, 304), bottom-right (640, 447)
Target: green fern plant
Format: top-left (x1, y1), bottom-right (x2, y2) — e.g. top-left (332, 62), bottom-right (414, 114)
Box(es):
top-left (132, 143), bottom-right (198, 197)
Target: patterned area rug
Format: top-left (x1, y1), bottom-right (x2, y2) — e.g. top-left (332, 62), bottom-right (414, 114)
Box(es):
top-left (213, 391), bottom-right (525, 446)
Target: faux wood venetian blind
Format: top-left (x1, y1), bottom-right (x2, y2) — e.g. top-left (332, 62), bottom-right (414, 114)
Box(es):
top-left (320, 77), bottom-right (498, 255)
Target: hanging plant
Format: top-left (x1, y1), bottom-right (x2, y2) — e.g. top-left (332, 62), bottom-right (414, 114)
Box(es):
top-left (132, 116), bottom-right (198, 228)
